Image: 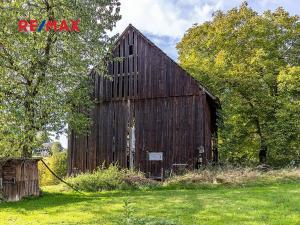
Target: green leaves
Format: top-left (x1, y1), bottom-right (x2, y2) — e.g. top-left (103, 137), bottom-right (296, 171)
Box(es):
top-left (0, 0), bottom-right (121, 157)
top-left (178, 3), bottom-right (300, 165)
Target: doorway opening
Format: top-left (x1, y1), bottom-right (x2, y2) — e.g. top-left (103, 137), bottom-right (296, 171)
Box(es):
top-left (126, 115), bottom-right (135, 169)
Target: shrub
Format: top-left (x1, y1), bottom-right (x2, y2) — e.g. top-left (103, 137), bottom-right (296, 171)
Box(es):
top-left (51, 151), bottom-right (68, 178)
top-left (39, 151), bottom-right (67, 186)
top-left (66, 165), bottom-right (158, 192)
top-left (66, 164), bottom-right (124, 191)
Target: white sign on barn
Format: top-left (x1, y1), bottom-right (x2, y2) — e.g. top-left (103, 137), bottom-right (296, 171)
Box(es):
top-left (148, 152), bottom-right (163, 161)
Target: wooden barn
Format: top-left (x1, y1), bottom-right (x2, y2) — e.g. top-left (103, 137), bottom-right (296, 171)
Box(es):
top-left (68, 24), bottom-right (219, 179)
top-left (0, 158), bottom-right (40, 201)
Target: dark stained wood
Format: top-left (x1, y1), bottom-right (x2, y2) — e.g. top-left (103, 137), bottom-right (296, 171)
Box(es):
top-left (68, 24), bottom-right (218, 178)
top-left (0, 159), bottom-right (40, 201)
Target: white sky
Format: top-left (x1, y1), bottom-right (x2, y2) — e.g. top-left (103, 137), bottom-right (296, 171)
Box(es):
top-left (57, 0), bottom-right (299, 149)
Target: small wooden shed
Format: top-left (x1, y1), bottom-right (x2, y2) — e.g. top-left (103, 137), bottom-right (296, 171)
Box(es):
top-left (0, 158), bottom-right (40, 201)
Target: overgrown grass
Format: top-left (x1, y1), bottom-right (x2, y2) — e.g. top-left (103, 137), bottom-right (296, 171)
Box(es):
top-left (65, 165), bottom-right (300, 191)
top-left (1, 181), bottom-right (300, 224)
top-left (163, 166), bottom-right (300, 189)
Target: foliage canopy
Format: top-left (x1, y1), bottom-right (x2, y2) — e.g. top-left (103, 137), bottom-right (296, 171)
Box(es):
top-left (0, 0), bottom-right (121, 157)
top-left (177, 3), bottom-right (300, 165)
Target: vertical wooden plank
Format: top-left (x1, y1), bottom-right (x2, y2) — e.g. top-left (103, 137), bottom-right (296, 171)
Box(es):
top-left (128, 55), bottom-right (133, 97)
top-left (120, 40), bottom-right (124, 99)
top-left (114, 48), bottom-right (118, 98)
top-left (134, 33), bottom-right (138, 97)
top-left (137, 35), bottom-right (143, 97)
top-left (98, 104), bottom-right (104, 166)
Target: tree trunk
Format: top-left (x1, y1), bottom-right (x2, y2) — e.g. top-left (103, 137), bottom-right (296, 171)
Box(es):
top-left (21, 144), bottom-right (33, 158)
top-left (22, 94), bottom-right (35, 158)
top-left (21, 131), bottom-right (34, 158)
top-left (259, 138), bottom-right (267, 164)
top-left (254, 118), bottom-right (267, 164)
top-left (212, 131), bottom-right (218, 164)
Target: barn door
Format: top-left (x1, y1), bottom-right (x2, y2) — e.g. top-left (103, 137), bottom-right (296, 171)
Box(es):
top-left (147, 152), bottom-right (164, 180)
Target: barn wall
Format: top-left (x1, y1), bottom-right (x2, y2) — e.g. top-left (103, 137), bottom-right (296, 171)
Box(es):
top-left (1, 160), bottom-right (40, 202)
top-left (69, 94), bottom-right (213, 177)
top-left (134, 95), bottom-right (205, 176)
top-left (68, 25), bottom-right (217, 177)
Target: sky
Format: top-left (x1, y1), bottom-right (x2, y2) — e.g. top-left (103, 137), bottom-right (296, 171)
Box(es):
top-left (113, 0), bottom-right (300, 60)
top-left (57, 0), bottom-right (299, 148)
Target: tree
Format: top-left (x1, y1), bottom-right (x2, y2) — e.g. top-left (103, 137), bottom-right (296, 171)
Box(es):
top-left (38, 147), bottom-right (67, 185)
top-left (50, 141), bottom-right (63, 155)
top-left (177, 3), bottom-right (300, 165)
top-left (0, 0), bottom-right (121, 157)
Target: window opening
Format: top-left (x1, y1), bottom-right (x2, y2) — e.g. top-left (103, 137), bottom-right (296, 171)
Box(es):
top-left (129, 45), bottom-right (134, 55)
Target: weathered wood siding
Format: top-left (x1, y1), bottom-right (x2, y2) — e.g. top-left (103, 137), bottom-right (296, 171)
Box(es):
top-left (68, 25), bottom-right (217, 177)
top-left (0, 159), bottom-right (40, 201)
top-left (93, 28), bottom-right (201, 102)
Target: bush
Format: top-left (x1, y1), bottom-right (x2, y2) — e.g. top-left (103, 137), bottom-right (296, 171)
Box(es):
top-left (66, 165), bottom-right (158, 192)
top-left (66, 164), bottom-right (124, 191)
top-left (51, 151), bottom-right (68, 178)
top-left (39, 151), bottom-right (67, 186)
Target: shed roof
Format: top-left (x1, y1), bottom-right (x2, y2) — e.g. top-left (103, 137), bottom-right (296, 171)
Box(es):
top-left (0, 157), bottom-right (42, 164)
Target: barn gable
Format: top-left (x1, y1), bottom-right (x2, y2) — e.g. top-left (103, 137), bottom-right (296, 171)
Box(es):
top-left (91, 24), bottom-right (217, 103)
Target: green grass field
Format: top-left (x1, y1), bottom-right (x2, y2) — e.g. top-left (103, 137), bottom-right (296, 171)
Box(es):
top-left (1, 181), bottom-right (300, 225)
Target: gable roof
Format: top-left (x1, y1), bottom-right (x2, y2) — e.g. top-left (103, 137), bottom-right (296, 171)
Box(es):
top-left (113, 24), bottom-right (218, 102)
